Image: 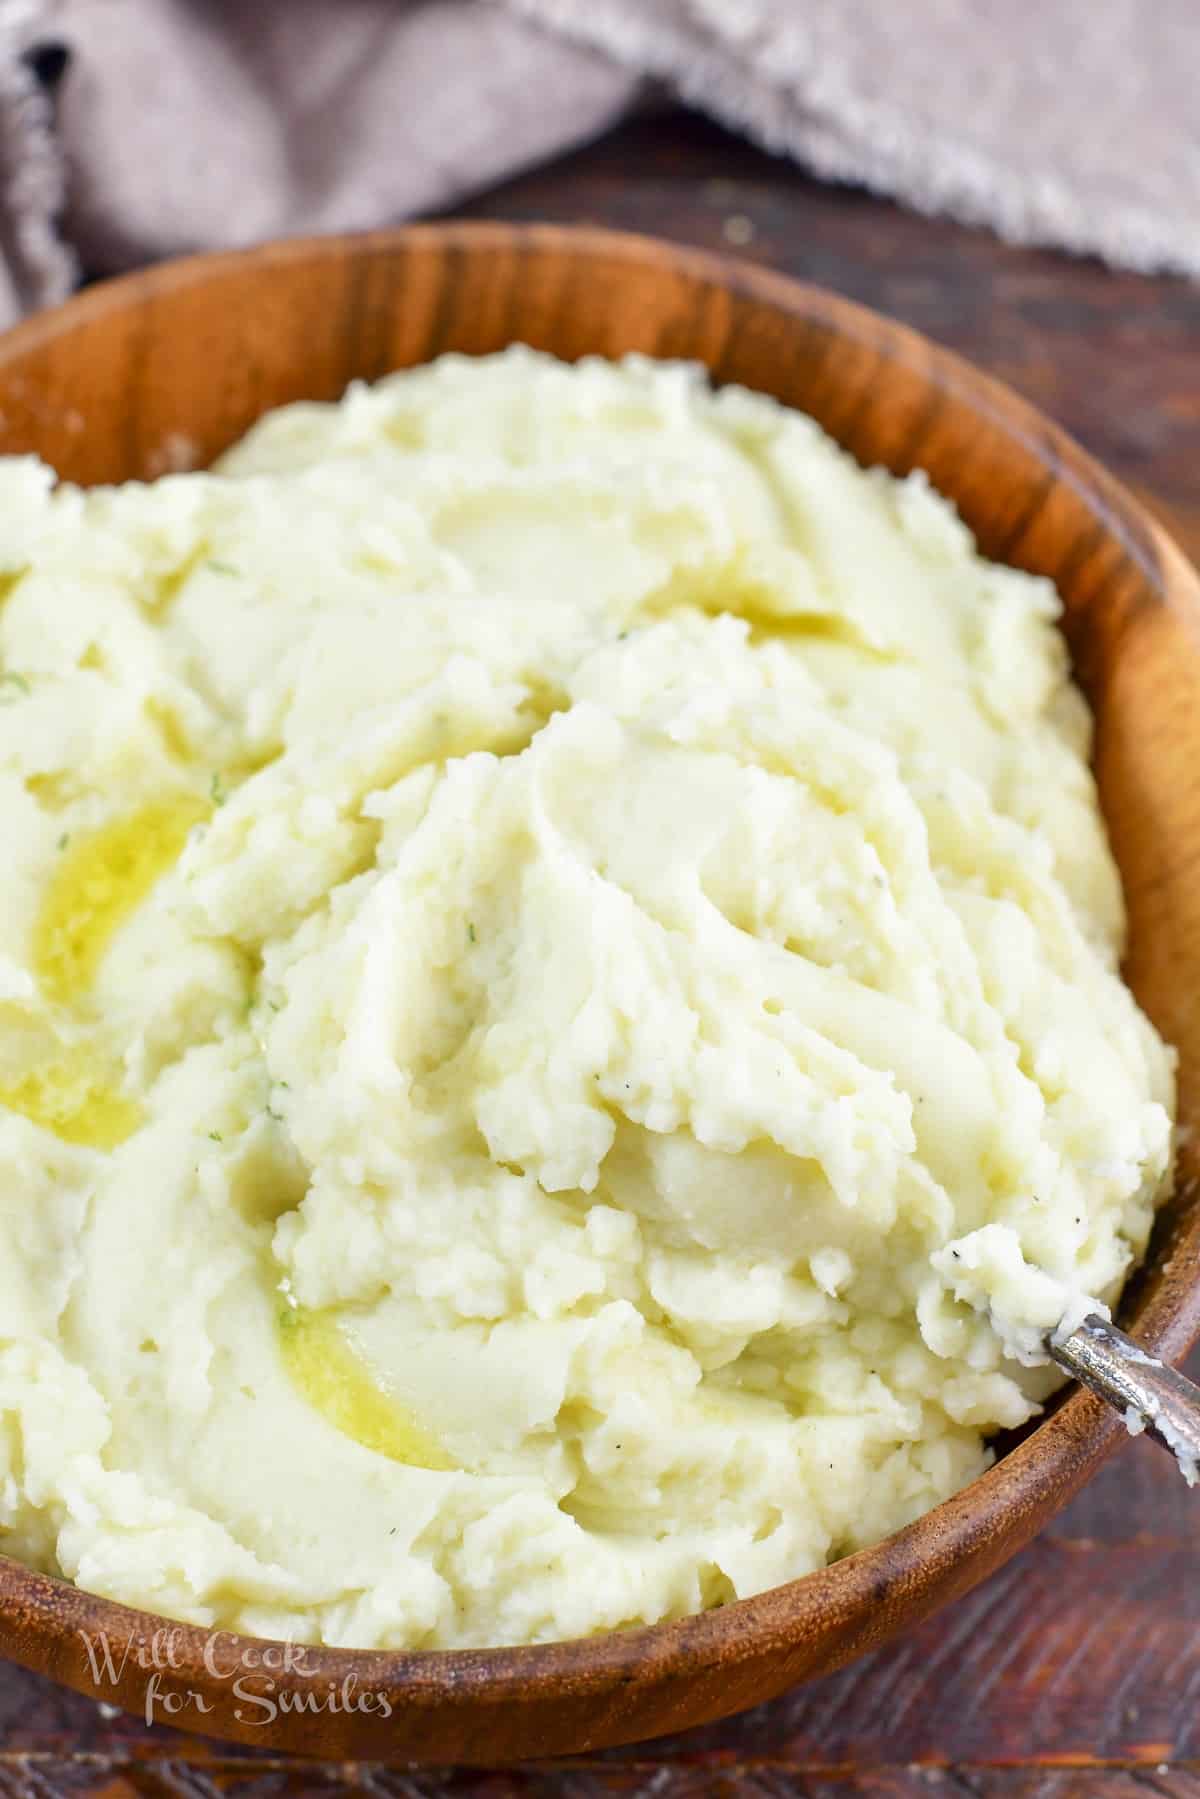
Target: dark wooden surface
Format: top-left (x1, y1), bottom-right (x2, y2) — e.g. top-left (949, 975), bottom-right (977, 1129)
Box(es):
top-left (2, 107), bottom-right (1199, 1795)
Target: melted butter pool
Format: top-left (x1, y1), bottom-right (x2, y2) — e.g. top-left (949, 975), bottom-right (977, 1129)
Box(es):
top-left (278, 1304), bottom-right (453, 1470)
top-left (1, 795), bottom-right (210, 1147)
top-left (33, 796), bottom-right (209, 1005)
top-left (0, 1045), bottom-right (142, 1148)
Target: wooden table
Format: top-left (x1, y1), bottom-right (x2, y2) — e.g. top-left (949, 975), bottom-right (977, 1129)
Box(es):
top-left (3, 108), bottom-right (1199, 1799)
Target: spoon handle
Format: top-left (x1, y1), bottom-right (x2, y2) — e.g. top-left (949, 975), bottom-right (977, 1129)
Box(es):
top-left (1050, 1314), bottom-right (1200, 1485)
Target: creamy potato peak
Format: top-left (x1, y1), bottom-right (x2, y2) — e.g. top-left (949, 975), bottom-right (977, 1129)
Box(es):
top-left (0, 351), bottom-right (1173, 1649)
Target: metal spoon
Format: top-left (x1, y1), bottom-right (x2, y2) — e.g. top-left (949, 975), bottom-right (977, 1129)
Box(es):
top-left (1049, 1313), bottom-right (1200, 1484)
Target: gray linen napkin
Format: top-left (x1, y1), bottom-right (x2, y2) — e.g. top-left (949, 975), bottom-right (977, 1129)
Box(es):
top-left (1, 0), bottom-right (1197, 326)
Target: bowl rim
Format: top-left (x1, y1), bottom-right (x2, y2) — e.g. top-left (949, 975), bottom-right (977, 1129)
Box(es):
top-left (0, 218), bottom-right (1198, 1723)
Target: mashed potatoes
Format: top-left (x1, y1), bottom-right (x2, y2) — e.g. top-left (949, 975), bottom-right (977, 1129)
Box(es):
top-left (0, 350), bottom-right (1174, 1648)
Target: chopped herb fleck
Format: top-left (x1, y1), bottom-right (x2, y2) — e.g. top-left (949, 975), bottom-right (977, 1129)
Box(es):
top-left (207, 1130), bottom-right (223, 1142)
top-left (468, 922), bottom-right (477, 943)
top-left (57, 832), bottom-right (69, 851)
top-left (206, 559), bottom-right (240, 577)
top-left (0, 670), bottom-right (29, 699)
top-left (210, 770), bottom-right (227, 806)
top-left (266, 1105), bottom-right (284, 1123)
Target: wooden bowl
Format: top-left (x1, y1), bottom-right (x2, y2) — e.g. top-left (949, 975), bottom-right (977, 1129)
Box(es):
top-left (0, 223), bottom-right (1198, 1763)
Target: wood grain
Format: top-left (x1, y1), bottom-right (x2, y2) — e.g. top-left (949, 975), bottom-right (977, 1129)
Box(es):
top-left (0, 1769), bottom-right (1198, 1799)
top-left (2, 108), bottom-right (1199, 1790)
